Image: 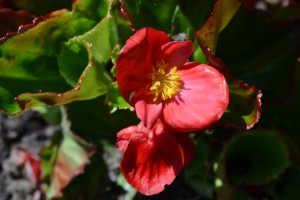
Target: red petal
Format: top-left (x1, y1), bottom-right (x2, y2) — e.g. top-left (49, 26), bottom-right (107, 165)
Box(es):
top-left (116, 27), bottom-right (170, 101)
top-left (116, 123), bottom-right (148, 152)
top-left (133, 93), bottom-right (163, 129)
top-left (162, 62), bottom-right (229, 132)
top-left (160, 40), bottom-right (194, 69)
top-left (120, 120), bottom-right (195, 195)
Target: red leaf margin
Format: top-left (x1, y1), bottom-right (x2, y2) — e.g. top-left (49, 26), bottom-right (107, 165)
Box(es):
top-left (194, 0), bottom-right (262, 129)
top-left (0, 13), bottom-right (45, 43)
top-left (0, 8), bottom-right (35, 38)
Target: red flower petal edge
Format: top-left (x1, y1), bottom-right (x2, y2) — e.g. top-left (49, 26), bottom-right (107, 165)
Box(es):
top-left (116, 120), bottom-right (195, 195)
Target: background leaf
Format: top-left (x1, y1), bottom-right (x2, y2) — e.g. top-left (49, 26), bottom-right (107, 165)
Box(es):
top-left (65, 96), bottom-right (138, 143)
top-left (225, 130), bottom-right (289, 185)
top-left (46, 106), bottom-right (95, 199)
top-left (119, 0), bottom-right (177, 33)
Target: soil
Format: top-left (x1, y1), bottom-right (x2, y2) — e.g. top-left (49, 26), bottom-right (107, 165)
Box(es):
top-left (0, 110), bottom-right (206, 200)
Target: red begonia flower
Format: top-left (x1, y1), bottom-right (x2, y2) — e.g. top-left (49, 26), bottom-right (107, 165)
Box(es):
top-left (116, 27), bottom-right (229, 132)
top-left (116, 120), bottom-right (195, 195)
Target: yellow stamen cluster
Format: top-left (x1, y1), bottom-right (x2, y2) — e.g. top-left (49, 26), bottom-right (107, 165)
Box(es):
top-left (149, 60), bottom-right (181, 102)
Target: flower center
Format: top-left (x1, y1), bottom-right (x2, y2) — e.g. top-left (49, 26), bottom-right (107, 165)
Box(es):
top-left (149, 60), bottom-right (181, 102)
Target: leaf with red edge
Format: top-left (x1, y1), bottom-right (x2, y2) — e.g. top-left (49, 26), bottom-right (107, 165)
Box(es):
top-left (216, 7), bottom-right (300, 104)
top-left (117, 120), bottom-right (195, 195)
top-left (47, 134), bottom-right (95, 199)
top-left (0, 0), bottom-right (114, 115)
top-left (193, 0), bottom-right (262, 129)
top-left (194, 0), bottom-right (241, 54)
top-left (46, 106), bottom-right (95, 199)
top-left (0, 9), bottom-right (34, 38)
top-left (0, 10), bottom-right (73, 114)
top-left (206, 5), bottom-right (299, 127)
top-left (220, 80), bottom-right (262, 129)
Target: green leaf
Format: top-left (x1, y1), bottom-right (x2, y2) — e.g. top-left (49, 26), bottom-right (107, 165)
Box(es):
top-left (33, 106), bottom-right (62, 125)
top-left (225, 130), bottom-right (289, 185)
top-left (194, 0), bottom-right (241, 54)
top-left (58, 16), bottom-right (115, 94)
top-left (105, 82), bottom-right (133, 113)
top-left (0, 10), bottom-right (74, 114)
top-left (220, 80), bottom-right (262, 129)
top-left (109, 44), bottom-right (121, 77)
top-left (15, 39), bottom-right (109, 114)
top-left (73, 0), bottom-right (111, 21)
top-left (176, 0), bottom-right (216, 31)
top-left (111, 44), bottom-right (120, 66)
top-left (169, 5), bottom-right (193, 38)
top-left (79, 16), bottom-right (115, 68)
top-left (0, 0), bottom-right (114, 115)
top-left (58, 40), bottom-right (90, 87)
top-left (119, 0), bottom-right (178, 33)
top-left (66, 96), bottom-right (138, 143)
